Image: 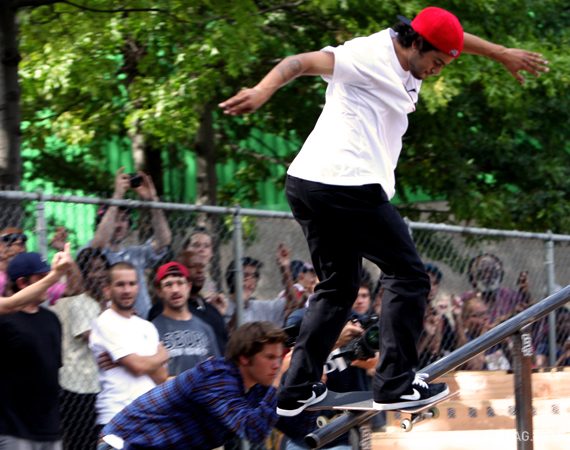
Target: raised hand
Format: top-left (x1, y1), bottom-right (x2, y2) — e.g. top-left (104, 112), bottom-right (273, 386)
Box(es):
top-left (134, 172), bottom-right (158, 202)
top-left (114, 167), bottom-right (131, 199)
top-left (275, 242), bottom-right (291, 268)
top-left (49, 226), bottom-right (69, 251)
top-left (51, 242), bottom-right (73, 277)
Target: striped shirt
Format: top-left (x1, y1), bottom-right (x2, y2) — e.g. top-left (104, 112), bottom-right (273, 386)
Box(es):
top-left (102, 357), bottom-right (318, 449)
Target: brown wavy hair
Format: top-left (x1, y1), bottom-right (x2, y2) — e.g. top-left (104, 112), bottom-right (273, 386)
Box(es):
top-left (226, 321), bottom-right (287, 364)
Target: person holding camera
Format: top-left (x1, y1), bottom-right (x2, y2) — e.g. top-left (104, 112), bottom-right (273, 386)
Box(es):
top-left (89, 167), bottom-right (172, 319)
top-left (283, 307), bottom-right (380, 449)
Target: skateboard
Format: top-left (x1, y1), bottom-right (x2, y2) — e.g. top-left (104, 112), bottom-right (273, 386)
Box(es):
top-left (308, 390), bottom-right (459, 432)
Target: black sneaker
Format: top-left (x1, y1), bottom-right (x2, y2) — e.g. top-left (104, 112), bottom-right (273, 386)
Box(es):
top-left (276, 382), bottom-right (328, 417)
top-left (373, 373), bottom-right (449, 411)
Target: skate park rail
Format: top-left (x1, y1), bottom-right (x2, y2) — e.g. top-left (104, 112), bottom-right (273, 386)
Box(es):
top-left (305, 285), bottom-right (570, 449)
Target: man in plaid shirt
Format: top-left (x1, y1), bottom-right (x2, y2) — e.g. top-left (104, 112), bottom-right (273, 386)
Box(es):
top-left (98, 321), bottom-right (318, 450)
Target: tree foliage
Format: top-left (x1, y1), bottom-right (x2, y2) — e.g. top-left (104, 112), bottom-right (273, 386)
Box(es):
top-left (18, 0), bottom-right (263, 195)
top-left (13, 0), bottom-right (570, 232)
top-left (396, 1), bottom-right (570, 232)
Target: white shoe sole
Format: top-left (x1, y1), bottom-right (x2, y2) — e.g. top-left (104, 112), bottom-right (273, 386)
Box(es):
top-left (276, 387), bottom-right (328, 417)
top-left (372, 386), bottom-right (450, 411)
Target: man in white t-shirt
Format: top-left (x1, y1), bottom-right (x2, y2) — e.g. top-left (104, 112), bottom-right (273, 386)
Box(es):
top-left (220, 7), bottom-right (549, 417)
top-left (89, 262), bottom-right (169, 433)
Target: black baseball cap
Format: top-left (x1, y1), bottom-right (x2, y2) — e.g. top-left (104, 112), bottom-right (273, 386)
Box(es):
top-left (8, 252), bottom-right (51, 282)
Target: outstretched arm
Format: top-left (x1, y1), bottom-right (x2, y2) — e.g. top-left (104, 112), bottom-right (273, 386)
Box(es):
top-left (133, 172), bottom-right (172, 253)
top-left (0, 243), bottom-right (73, 315)
top-left (91, 167), bottom-right (130, 249)
top-left (219, 51), bottom-right (334, 115)
top-left (463, 32), bottom-right (549, 84)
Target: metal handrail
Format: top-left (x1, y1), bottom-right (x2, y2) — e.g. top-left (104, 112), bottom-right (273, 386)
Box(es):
top-left (308, 286), bottom-right (570, 449)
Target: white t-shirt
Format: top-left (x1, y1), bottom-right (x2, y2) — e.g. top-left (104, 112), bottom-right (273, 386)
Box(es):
top-left (287, 28), bottom-right (422, 200)
top-left (89, 308), bottom-right (160, 425)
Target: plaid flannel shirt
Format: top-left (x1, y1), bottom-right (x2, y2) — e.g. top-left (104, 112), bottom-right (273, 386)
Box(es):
top-left (102, 357), bottom-right (318, 449)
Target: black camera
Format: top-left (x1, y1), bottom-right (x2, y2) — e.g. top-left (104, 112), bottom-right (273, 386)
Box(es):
top-left (283, 314), bottom-right (380, 362)
top-left (334, 314), bottom-right (380, 363)
top-left (130, 173), bottom-right (143, 188)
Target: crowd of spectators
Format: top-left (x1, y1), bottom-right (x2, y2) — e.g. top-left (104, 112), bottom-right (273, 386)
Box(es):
top-left (1, 168), bottom-right (570, 449)
top-left (0, 169), bottom-right (322, 450)
top-left (416, 254), bottom-right (557, 372)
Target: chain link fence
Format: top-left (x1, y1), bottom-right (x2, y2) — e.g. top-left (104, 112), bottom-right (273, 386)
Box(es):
top-left (2, 190), bottom-right (570, 448)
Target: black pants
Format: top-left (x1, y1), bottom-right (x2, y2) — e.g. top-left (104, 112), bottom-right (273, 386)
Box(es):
top-left (60, 390), bottom-right (98, 450)
top-left (276, 176), bottom-right (430, 402)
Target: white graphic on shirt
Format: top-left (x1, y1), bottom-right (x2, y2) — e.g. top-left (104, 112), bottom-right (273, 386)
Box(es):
top-left (163, 330), bottom-right (211, 357)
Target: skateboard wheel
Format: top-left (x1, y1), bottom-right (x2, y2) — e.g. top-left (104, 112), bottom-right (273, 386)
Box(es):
top-left (316, 416), bottom-right (329, 428)
top-left (429, 407), bottom-right (440, 420)
top-left (401, 418), bottom-right (413, 432)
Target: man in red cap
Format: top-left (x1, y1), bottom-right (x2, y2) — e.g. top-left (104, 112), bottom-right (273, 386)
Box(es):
top-left (152, 262), bottom-right (221, 377)
top-left (219, 6), bottom-right (549, 416)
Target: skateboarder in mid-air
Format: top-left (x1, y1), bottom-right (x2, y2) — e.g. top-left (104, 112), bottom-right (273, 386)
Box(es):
top-left (220, 7), bottom-right (549, 416)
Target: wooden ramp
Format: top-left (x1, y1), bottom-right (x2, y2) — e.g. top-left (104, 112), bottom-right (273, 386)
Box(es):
top-left (370, 369), bottom-right (570, 449)
top-left (371, 429), bottom-right (570, 450)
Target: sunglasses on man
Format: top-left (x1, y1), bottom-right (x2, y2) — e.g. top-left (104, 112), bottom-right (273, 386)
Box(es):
top-left (0, 233), bottom-right (28, 245)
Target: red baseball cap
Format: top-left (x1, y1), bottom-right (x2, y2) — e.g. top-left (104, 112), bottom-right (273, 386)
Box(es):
top-left (398, 7), bottom-right (463, 58)
top-left (156, 262), bottom-right (189, 284)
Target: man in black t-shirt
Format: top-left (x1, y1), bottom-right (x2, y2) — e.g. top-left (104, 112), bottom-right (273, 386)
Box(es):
top-left (0, 253), bottom-right (63, 449)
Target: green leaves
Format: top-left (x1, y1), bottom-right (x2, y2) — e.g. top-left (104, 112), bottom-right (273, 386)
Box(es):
top-left (14, 0), bottom-right (570, 231)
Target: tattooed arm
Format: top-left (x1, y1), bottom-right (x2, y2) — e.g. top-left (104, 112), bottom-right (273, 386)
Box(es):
top-left (218, 51), bottom-right (334, 115)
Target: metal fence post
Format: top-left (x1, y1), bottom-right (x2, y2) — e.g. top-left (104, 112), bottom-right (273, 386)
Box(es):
top-left (512, 327), bottom-right (534, 450)
top-left (404, 217), bottom-right (413, 237)
top-left (232, 207), bottom-right (245, 329)
top-left (545, 232), bottom-right (557, 367)
top-left (232, 206), bottom-right (249, 450)
top-left (35, 190), bottom-right (48, 259)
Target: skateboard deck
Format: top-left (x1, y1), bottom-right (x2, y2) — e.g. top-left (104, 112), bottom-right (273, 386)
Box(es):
top-left (308, 390), bottom-right (459, 413)
top-left (307, 391), bottom-right (374, 411)
top-left (308, 390), bottom-right (459, 432)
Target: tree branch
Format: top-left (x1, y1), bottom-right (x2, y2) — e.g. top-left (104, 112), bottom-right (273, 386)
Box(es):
top-left (60, 0), bottom-right (170, 14)
top-left (255, 0), bottom-right (306, 15)
top-left (10, 0), bottom-right (60, 9)
top-left (11, 0), bottom-right (191, 23)
top-left (32, 94), bottom-right (90, 121)
top-left (228, 144), bottom-right (290, 168)
top-left (86, 96), bottom-right (144, 124)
